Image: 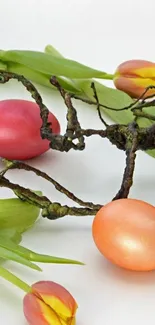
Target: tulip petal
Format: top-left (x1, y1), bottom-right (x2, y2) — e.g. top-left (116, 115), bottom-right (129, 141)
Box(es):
top-left (135, 67), bottom-right (155, 79)
top-left (115, 60), bottom-right (155, 78)
top-left (23, 293), bottom-right (62, 325)
top-left (114, 76), bottom-right (155, 98)
top-left (60, 318), bottom-right (76, 325)
top-left (32, 281), bottom-right (78, 319)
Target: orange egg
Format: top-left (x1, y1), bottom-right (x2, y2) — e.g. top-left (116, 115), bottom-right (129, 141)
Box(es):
top-left (92, 198), bottom-right (155, 271)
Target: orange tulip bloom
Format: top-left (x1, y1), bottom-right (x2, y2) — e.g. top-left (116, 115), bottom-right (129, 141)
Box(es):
top-left (114, 60), bottom-right (155, 98)
top-left (23, 281), bottom-right (78, 325)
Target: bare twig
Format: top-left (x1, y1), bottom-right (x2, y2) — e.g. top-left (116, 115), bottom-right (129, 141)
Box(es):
top-left (50, 76), bottom-right (85, 150)
top-left (0, 175), bottom-right (51, 208)
top-left (132, 107), bottom-right (155, 121)
top-left (91, 82), bottom-right (108, 127)
top-left (2, 160), bottom-right (102, 210)
top-left (77, 128), bottom-right (107, 138)
top-left (71, 85), bottom-right (155, 112)
top-left (0, 174), bottom-right (99, 219)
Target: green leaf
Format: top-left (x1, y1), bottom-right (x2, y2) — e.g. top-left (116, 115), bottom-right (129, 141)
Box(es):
top-left (0, 228), bottom-right (22, 244)
top-left (77, 79), bottom-right (155, 158)
top-left (0, 229), bottom-right (22, 265)
top-left (0, 50), bottom-right (112, 79)
top-left (0, 194), bottom-right (83, 268)
top-left (0, 196), bottom-right (41, 233)
top-left (7, 62), bottom-right (81, 93)
top-left (27, 252), bottom-right (84, 265)
top-left (0, 245), bottom-right (41, 271)
top-left (44, 45), bottom-right (81, 92)
top-left (45, 44), bottom-right (64, 58)
top-left (76, 79), bottom-right (134, 122)
top-left (0, 266), bottom-right (30, 292)
top-left (0, 237), bottom-right (84, 265)
top-left (0, 61), bottom-right (7, 70)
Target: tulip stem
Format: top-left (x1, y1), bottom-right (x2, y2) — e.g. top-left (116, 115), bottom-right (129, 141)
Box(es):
top-left (0, 266), bottom-right (31, 293)
top-left (101, 73), bottom-right (114, 80)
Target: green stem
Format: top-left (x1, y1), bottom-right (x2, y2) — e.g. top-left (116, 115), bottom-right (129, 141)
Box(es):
top-left (0, 266), bottom-right (31, 293)
top-left (101, 73), bottom-right (114, 80)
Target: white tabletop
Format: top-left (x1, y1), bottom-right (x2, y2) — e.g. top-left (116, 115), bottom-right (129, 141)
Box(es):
top-left (1, 0), bottom-right (155, 324)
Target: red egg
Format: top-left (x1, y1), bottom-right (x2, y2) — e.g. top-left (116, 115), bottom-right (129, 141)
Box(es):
top-left (0, 99), bottom-right (60, 160)
top-left (92, 198), bottom-right (155, 271)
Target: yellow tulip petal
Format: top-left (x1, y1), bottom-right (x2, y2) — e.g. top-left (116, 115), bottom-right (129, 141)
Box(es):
top-left (41, 295), bottom-right (75, 319)
top-left (38, 299), bottom-right (62, 325)
top-left (132, 77), bottom-right (155, 87)
top-left (134, 66), bottom-right (155, 79)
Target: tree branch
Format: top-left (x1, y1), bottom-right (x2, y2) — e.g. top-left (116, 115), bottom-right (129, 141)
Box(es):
top-left (0, 71), bottom-right (155, 220)
top-left (0, 175), bottom-right (50, 208)
top-left (0, 174), bottom-right (99, 219)
top-left (112, 124), bottom-right (138, 200)
top-left (50, 76), bottom-right (85, 150)
top-left (2, 160), bottom-right (102, 210)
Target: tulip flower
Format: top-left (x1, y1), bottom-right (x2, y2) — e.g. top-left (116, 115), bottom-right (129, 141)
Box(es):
top-left (23, 280), bottom-right (78, 325)
top-left (113, 60), bottom-right (155, 98)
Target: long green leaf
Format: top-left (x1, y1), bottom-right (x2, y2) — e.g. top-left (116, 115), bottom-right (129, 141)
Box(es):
top-left (7, 62), bottom-right (81, 93)
top-left (0, 194), bottom-right (41, 263)
top-left (0, 195), bottom-right (83, 266)
top-left (0, 266), bottom-right (30, 292)
top-left (0, 246), bottom-right (41, 271)
top-left (0, 237), bottom-right (84, 265)
top-left (0, 50), bottom-right (112, 79)
top-left (44, 44), bottom-right (81, 94)
top-left (27, 252), bottom-right (84, 265)
top-left (0, 229), bottom-right (22, 265)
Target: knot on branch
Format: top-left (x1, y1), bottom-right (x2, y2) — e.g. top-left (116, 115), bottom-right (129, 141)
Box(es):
top-left (42, 203), bottom-right (69, 219)
top-left (42, 202), bottom-right (98, 219)
top-left (48, 134), bottom-right (85, 152)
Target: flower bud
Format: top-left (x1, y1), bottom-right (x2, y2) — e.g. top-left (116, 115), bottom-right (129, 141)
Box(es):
top-left (113, 60), bottom-right (155, 98)
top-left (23, 280), bottom-right (78, 325)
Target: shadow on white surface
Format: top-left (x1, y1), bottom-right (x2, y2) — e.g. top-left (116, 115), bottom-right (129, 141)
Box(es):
top-left (95, 254), bottom-right (155, 286)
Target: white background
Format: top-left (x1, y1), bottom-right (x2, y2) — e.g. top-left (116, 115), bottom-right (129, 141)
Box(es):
top-left (1, 0), bottom-right (155, 324)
